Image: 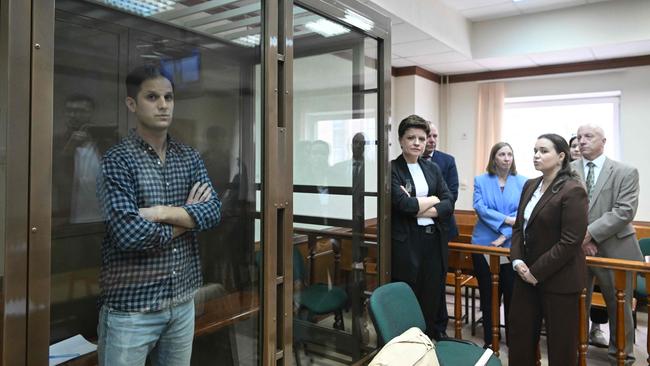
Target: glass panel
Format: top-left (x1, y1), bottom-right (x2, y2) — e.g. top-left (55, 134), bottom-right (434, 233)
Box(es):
top-left (50, 1), bottom-right (261, 364)
top-left (292, 6), bottom-right (379, 364)
top-left (0, 24), bottom-right (6, 359)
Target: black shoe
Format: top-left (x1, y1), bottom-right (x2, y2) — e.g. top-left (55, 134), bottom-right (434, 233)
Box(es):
top-left (433, 331), bottom-right (449, 341)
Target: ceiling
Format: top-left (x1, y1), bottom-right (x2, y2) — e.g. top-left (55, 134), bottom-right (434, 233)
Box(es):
top-left (366, 0), bottom-right (650, 75)
top-left (96, 0), bottom-right (650, 76)
top-left (102, 0), bottom-right (359, 49)
top-left (439, 0), bottom-right (609, 22)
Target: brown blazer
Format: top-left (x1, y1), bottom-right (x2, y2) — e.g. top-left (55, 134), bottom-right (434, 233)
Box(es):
top-left (510, 176), bottom-right (589, 294)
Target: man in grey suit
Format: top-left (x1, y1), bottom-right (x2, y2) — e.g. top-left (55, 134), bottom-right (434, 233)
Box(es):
top-left (572, 124), bottom-right (642, 365)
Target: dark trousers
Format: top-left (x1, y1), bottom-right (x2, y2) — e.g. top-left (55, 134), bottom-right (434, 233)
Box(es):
top-left (394, 227), bottom-right (443, 339)
top-left (433, 292), bottom-right (449, 336)
top-left (472, 254), bottom-right (515, 345)
top-left (508, 277), bottom-right (580, 366)
top-left (590, 284), bottom-right (608, 324)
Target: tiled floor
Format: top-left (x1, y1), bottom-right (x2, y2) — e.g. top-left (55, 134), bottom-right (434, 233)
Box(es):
top-left (286, 293), bottom-right (649, 365)
top-left (444, 293), bottom-right (649, 366)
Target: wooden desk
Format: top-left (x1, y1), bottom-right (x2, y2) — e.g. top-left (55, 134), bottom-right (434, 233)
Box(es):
top-left (194, 290), bottom-right (259, 337)
top-left (62, 290), bottom-right (259, 365)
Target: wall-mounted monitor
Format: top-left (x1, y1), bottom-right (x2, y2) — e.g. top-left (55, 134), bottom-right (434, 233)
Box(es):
top-left (161, 49), bottom-right (200, 88)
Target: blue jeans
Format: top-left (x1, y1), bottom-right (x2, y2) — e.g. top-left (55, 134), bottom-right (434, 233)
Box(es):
top-left (97, 299), bottom-right (195, 366)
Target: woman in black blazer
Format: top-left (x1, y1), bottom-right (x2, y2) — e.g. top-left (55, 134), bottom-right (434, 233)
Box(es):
top-left (391, 115), bottom-right (454, 339)
top-left (508, 133), bottom-right (588, 365)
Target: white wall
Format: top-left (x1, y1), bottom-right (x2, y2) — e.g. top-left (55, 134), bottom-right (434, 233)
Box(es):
top-left (391, 75), bottom-right (414, 161)
top-left (390, 74), bottom-right (439, 160)
top-left (444, 66), bottom-right (650, 221)
top-left (445, 81), bottom-right (479, 211)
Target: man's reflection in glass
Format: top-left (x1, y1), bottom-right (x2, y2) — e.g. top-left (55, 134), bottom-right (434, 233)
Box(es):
top-left (311, 140), bottom-right (332, 206)
top-left (331, 132), bottom-right (366, 189)
top-left (294, 140), bottom-right (312, 185)
top-left (65, 95), bottom-right (94, 134)
top-left (351, 132), bottom-right (365, 194)
top-left (53, 95), bottom-right (103, 224)
top-left (201, 125), bottom-right (251, 291)
top-left (310, 140), bottom-right (332, 181)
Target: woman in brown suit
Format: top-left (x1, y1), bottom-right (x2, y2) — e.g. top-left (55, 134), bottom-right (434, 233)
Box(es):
top-left (508, 133), bottom-right (588, 365)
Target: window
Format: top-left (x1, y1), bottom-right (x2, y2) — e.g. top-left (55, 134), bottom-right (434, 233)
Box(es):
top-left (502, 91), bottom-right (620, 178)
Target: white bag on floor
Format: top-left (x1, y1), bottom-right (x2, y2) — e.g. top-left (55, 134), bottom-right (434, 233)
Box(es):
top-left (369, 327), bottom-right (439, 366)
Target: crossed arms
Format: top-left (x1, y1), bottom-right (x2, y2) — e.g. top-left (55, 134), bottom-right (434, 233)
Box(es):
top-left (390, 163), bottom-right (453, 220)
top-left (139, 182), bottom-right (213, 238)
top-left (99, 154), bottom-right (221, 251)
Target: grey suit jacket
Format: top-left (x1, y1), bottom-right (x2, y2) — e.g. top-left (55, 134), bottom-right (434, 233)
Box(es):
top-left (571, 157), bottom-right (643, 261)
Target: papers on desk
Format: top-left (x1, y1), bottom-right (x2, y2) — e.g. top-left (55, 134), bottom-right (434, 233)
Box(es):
top-left (49, 334), bottom-right (97, 366)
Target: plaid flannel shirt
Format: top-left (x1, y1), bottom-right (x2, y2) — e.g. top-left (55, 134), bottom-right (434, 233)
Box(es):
top-left (98, 130), bottom-right (221, 312)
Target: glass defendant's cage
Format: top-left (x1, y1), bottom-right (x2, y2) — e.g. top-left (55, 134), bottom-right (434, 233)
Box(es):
top-left (0, 0), bottom-right (391, 364)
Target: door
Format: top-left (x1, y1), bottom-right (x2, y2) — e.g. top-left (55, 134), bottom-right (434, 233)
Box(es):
top-left (290, 1), bottom-right (391, 363)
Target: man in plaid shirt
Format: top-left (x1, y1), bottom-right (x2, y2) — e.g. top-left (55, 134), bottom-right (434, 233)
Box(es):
top-left (96, 65), bottom-right (221, 366)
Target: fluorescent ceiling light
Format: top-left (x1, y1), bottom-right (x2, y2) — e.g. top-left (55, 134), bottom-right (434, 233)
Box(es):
top-left (104, 0), bottom-right (178, 16)
top-left (342, 9), bottom-right (374, 32)
top-left (305, 19), bottom-right (350, 38)
top-left (233, 34), bottom-right (261, 48)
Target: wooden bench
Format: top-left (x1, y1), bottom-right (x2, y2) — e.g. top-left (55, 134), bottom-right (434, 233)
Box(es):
top-left (453, 210), bottom-right (649, 332)
top-left (446, 251), bottom-right (479, 328)
top-left (590, 276), bottom-right (639, 338)
top-left (445, 272), bottom-right (477, 324)
top-left (456, 209), bottom-right (650, 240)
top-left (590, 292), bottom-right (637, 324)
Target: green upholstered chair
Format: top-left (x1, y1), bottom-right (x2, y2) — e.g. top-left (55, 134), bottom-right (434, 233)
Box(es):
top-left (635, 238), bottom-right (650, 300)
top-left (293, 247), bottom-right (348, 330)
top-left (369, 281), bottom-right (426, 344)
top-left (257, 248), bottom-right (348, 366)
top-left (436, 341), bottom-right (501, 366)
top-left (369, 282), bottom-right (502, 366)
top-left (256, 247), bottom-right (347, 329)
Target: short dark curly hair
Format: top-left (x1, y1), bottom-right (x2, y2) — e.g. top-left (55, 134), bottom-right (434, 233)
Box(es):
top-left (126, 64), bottom-right (174, 99)
top-left (398, 114), bottom-right (430, 139)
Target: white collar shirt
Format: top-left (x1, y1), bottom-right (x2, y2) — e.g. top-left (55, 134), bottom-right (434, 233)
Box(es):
top-left (582, 153), bottom-right (606, 183)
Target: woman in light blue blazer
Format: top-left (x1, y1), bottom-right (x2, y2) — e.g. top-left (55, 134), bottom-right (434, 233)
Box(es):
top-left (471, 142), bottom-right (527, 348)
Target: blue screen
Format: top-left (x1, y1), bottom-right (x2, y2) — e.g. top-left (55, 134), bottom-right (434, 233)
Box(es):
top-left (161, 50), bottom-right (200, 86)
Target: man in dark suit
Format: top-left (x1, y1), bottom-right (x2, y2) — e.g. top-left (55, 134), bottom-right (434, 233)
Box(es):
top-left (423, 121), bottom-right (459, 239)
top-left (423, 121), bottom-right (459, 340)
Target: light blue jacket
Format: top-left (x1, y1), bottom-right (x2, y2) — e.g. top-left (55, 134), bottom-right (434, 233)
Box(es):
top-left (471, 173), bottom-right (527, 248)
